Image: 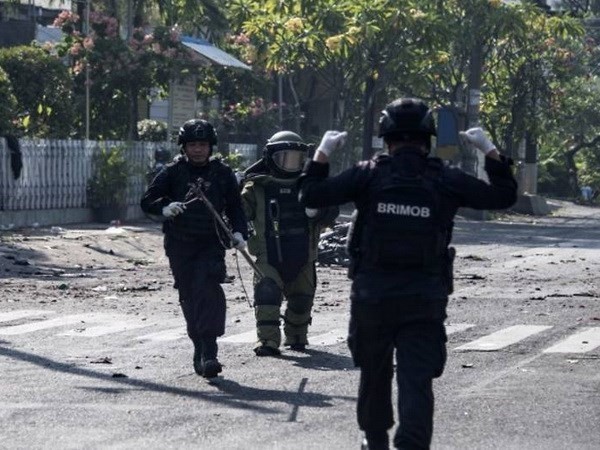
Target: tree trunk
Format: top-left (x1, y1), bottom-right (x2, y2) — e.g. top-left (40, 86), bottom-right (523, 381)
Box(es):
top-left (128, 85), bottom-right (139, 140)
top-left (564, 149), bottom-right (579, 197)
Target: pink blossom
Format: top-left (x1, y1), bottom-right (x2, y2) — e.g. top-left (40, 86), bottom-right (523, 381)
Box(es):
top-left (233, 33), bottom-right (250, 45)
top-left (73, 60), bottom-right (85, 75)
top-left (70, 43), bottom-right (83, 56)
top-left (83, 37), bottom-right (94, 50)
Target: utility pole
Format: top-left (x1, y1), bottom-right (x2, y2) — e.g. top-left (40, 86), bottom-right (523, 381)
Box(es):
top-left (466, 37), bottom-right (486, 181)
top-left (463, 30), bottom-right (488, 220)
top-left (85, 0), bottom-right (90, 142)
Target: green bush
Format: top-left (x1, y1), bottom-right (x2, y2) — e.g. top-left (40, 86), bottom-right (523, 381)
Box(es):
top-left (0, 66), bottom-right (17, 134)
top-left (137, 119), bottom-right (168, 142)
top-left (87, 145), bottom-right (130, 208)
top-left (0, 45), bottom-right (74, 138)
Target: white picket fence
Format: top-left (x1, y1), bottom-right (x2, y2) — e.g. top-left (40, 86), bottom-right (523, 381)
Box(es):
top-left (0, 138), bottom-right (171, 212)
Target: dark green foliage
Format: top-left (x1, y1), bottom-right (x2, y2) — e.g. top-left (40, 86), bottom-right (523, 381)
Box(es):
top-left (0, 66), bottom-right (17, 135)
top-left (87, 145), bottom-right (130, 208)
top-left (0, 45), bottom-right (74, 138)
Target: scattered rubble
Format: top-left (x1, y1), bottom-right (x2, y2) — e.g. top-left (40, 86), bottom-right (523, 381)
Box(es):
top-left (317, 222), bottom-right (351, 267)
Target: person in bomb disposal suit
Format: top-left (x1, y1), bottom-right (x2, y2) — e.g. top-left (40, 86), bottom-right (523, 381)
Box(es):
top-left (298, 98), bottom-right (517, 449)
top-left (240, 131), bottom-right (338, 356)
top-left (141, 119), bottom-right (248, 379)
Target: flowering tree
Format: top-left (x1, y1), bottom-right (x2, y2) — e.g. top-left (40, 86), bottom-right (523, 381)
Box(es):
top-left (53, 9), bottom-right (199, 140)
top-left (218, 97), bottom-right (280, 137)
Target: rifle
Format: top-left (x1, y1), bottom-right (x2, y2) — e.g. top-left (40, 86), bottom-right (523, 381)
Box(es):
top-left (186, 177), bottom-right (264, 280)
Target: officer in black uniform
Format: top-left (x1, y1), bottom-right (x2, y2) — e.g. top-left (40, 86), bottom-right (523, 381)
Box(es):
top-left (298, 98), bottom-right (517, 449)
top-left (140, 118), bottom-right (248, 379)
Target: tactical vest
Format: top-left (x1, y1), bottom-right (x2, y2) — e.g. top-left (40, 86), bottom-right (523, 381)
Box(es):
top-left (355, 160), bottom-right (449, 271)
top-left (163, 159), bottom-right (229, 241)
top-left (263, 180), bottom-right (310, 282)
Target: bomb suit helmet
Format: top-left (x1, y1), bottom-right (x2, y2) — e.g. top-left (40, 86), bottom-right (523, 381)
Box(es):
top-left (264, 130), bottom-right (310, 178)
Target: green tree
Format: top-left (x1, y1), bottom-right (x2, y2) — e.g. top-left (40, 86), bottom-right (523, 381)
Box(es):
top-left (226, 0), bottom-right (451, 160)
top-left (0, 45), bottom-right (75, 138)
top-left (0, 66), bottom-right (17, 135)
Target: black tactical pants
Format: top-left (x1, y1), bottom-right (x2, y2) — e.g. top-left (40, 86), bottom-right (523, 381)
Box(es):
top-left (165, 236), bottom-right (227, 358)
top-left (348, 300), bottom-right (447, 450)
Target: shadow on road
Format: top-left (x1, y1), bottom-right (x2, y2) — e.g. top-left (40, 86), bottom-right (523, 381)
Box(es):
top-left (277, 347), bottom-right (355, 371)
top-left (0, 344), bottom-right (326, 414)
top-left (213, 377), bottom-right (349, 412)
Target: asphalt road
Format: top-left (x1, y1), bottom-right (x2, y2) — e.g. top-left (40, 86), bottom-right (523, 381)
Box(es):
top-left (0, 199), bottom-right (598, 449)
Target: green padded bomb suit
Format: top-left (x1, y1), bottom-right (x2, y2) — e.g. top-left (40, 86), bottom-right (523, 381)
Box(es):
top-left (241, 173), bottom-right (336, 352)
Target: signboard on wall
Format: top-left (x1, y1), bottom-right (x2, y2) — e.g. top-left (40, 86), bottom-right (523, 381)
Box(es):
top-left (168, 76), bottom-right (197, 130)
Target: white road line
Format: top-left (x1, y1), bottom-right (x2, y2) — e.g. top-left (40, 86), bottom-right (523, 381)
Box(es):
top-left (0, 310), bottom-right (55, 323)
top-left (217, 324), bottom-right (478, 347)
top-left (59, 320), bottom-right (153, 337)
top-left (446, 323), bottom-right (475, 335)
top-left (310, 329), bottom-right (346, 346)
top-left (0, 314), bottom-right (110, 335)
top-left (219, 330), bottom-right (256, 343)
top-left (454, 325), bottom-right (552, 351)
top-left (137, 327), bottom-right (187, 342)
top-left (543, 327), bottom-right (600, 353)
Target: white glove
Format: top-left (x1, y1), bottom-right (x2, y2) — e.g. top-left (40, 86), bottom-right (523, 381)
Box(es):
top-left (232, 231), bottom-right (246, 250)
top-left (305, 208), bottom-right (319, 218)
top-left (460, 127), bottom-right (496, 154)
top-left (316, 130), bottom-right (348, 157)
top-left (162, 201), bottom-right (186, 218)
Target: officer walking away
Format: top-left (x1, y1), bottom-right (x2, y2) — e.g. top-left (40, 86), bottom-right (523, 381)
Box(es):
top-left (140, 119), bottom-right (248, 378)
top-left (240, 131), bottom-right (338, 356)
top-left (298, 98), bottom-right (517, 449)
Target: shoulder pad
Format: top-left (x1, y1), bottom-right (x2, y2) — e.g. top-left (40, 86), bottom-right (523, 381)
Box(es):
top-left (245, 173), bottom-right (270, 183)
top-left (209, 158), bottom-right (231, 172)
top-left (426, 157), bottom-right (444, 171)
top-left (166, 155), bottom-right (184, 168)
top-left (373, 153), bottom-right (391, 163)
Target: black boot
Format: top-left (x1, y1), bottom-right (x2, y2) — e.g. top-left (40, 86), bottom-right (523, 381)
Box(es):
top-left (193, 341), bottom-right (203, 376)
top-left (201, 359), bottom-right (222, 378)
top-left (200, 337), bottom-right (222, 378)
top-left (360, 430), bottom-right (389, 450)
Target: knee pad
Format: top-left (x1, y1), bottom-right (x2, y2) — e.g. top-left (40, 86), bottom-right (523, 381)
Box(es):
top-left (254, 277), bottom-right (282, 306)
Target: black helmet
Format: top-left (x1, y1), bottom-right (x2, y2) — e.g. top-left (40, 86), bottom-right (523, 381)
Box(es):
top-left (154, 147), bottom-right (172, 164)
top-left (378, 98), bottom-right (436, 140)
top-left (177, 119), bottom-right (218, 146)
top-left (264, 130), bottom-right (310, 178)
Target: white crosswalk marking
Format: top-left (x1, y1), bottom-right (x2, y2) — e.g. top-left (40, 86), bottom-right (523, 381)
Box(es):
top-left (446, 323), bottom-right (475, 335)
top-left (0, 314), bottom-right (114, 336)
top-left (0, 315), bottom-right (90, 335)
top-left (543, 327), bottom-right (600, 353)
top-left (0, 310), bottom-right (55, 323)
top-left (2, 309), bottom-right (597, 355)
top-left (310, 329), bottom-right (346, 346)
top-left (454, 325), bottom-right (552, 351)
top-left (219, 330), bottom-right (257, 343)
top-left (137, 327), bottom-right (187, 342)
top-left (59, 320), bottom-right (153, 337)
